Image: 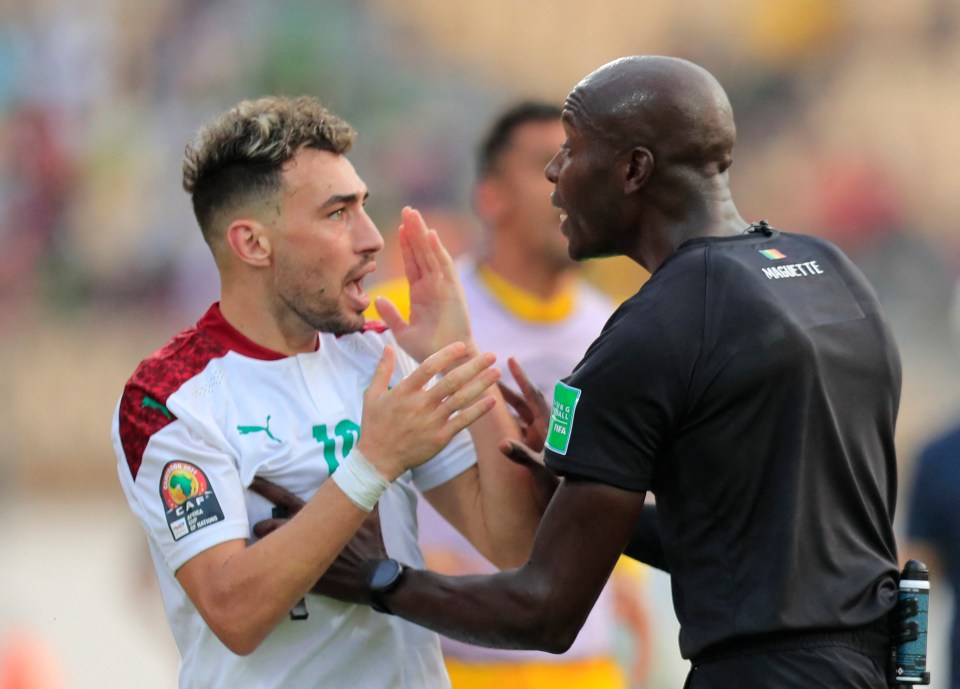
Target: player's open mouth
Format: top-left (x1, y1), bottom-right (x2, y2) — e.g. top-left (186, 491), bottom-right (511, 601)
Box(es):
top-left (344, 279), bottom-right (369, 312)
top-left (345, 264), bottom-right (375, 310)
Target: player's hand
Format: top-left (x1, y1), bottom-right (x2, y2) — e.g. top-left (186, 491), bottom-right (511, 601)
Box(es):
top-left (497, 357), bottom-right (550, 452)
top-left (374, 206), bottom-right (474, 363)
top-left (357, 341), bottom-right (501, 480)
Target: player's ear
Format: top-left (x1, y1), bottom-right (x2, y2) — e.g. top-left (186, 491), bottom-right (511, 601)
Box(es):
top-left (225, 219), bottom-right (272, 267)
top-left (624, 146), bottom-right (654, 194)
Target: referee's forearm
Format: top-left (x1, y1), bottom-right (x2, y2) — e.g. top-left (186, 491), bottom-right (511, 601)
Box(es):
top-left (385, 567), bottom-right (581, 653)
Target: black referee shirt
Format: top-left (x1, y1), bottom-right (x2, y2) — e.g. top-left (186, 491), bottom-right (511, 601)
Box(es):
top-left (544, 230), bottom-right (901, 660)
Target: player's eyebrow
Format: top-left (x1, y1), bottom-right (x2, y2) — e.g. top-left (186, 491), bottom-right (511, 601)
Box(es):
top-left (319, 191), bottom-right (369, 210)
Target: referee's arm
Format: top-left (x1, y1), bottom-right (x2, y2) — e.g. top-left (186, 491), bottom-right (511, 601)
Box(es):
top-left (377, 476), bottom-right (647, 653)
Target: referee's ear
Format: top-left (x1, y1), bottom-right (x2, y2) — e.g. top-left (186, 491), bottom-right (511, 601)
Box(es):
top-left (624, 146), bottom-right (654, 195)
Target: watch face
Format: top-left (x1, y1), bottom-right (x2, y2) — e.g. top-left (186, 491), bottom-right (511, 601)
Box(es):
top-left (370, 559), bottom-right (402, 591)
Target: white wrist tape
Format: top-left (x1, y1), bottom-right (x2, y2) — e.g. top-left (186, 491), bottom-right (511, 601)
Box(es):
top-left (331, 449), bottom-right (391, 512)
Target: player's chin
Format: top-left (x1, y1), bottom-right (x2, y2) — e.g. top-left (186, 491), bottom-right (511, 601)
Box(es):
top-left (343, 311), bottom-right (367, 334)
top-left (325, 310), bottom-right (367, 336)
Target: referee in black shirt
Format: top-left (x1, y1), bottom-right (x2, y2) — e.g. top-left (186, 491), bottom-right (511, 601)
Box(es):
top-left (267, 55), bottom-right (902, 689)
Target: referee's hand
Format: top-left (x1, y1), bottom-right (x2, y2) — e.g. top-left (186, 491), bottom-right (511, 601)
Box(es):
top-left (497, 357), bottom-right (549, 452)
top-left (498, 439), bottom-right (559, 515)
top-left (249, 477), bottom-right (305, 537)
top-left (249, 476), bottom-right (386, 603)
top-left (497, 357), bottom-right (559, 513)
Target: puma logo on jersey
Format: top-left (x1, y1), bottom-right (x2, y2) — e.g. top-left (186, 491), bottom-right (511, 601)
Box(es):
top-left (237, 416), bottom-right (283, 443)
top-left (142, 396), bottom-right (172, 419)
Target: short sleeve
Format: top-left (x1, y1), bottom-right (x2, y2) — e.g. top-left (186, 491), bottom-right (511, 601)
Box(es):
top-left (410, 427), bottom-right (475, 493)
top-left (544, 282), bottom-right (702, 492)
top-left (118, 418), bottom-right (251, 573)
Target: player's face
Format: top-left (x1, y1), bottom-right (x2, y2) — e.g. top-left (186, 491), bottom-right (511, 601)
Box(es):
top-left (268, 148), bottom-right (383, 335)
top-left (545, 112), bottom-right (623, 261)
top-left (490, 120), bottom-right (570, 269)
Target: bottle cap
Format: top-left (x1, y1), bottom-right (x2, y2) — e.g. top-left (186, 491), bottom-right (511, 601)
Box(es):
top-left (902, 559), bottom-right (929, 580)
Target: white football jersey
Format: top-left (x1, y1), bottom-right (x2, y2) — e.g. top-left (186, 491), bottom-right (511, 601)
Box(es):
top-left (113, 304), bottom-right (470, 689)
top-left (457, 257), bottom-right (615, 395)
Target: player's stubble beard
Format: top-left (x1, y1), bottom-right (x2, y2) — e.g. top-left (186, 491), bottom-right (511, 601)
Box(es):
top-left (284, 294), bottom-right (365, 336)
top-left (275, 259), bottom-right (367, 337)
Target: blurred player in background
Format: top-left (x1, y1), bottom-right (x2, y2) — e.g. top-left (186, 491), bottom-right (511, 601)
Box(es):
top-left (367, 101), bottom-right (652, 688)
top-left (905, 418), bottom-right (960, 689)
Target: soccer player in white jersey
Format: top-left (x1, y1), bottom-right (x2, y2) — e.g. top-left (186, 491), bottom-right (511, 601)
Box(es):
top-left (111, 96), bottom-right (540, 689)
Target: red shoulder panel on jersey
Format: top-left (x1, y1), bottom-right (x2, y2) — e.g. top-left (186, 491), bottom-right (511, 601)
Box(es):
top-left (120, 302), bottom-right (295, 479)
top-left (118, 321), bottom-right (231, 480)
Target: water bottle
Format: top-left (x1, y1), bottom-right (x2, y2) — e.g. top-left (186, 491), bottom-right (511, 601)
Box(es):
top-left (894, 559), bottom-right (930, 684)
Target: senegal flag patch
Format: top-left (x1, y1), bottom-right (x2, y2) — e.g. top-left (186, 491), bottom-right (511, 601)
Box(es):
top-left (545, 382), bottom-right (581, 455)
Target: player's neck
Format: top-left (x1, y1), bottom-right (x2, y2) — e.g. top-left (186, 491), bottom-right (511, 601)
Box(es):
top-left (219, 282), bottom-right (319, 357)
top-left (475, 260), bottom-right (579, 323)
top-left (482, 248), bottom-right (575, 302)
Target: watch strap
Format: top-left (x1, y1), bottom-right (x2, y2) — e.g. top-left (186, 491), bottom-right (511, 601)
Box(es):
top-left (370, 591), bottom-right (395, 615)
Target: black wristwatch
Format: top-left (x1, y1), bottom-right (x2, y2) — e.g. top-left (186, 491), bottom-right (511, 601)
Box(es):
top-left (366, 558), bottom-right (405, 614)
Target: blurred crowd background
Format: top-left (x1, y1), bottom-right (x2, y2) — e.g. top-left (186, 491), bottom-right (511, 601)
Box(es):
top-left (1, 0), bottom-right (958, 687)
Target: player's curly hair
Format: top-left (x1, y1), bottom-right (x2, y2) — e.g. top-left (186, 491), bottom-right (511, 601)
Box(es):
top-left (183, 95), bottom-right (356, 246)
